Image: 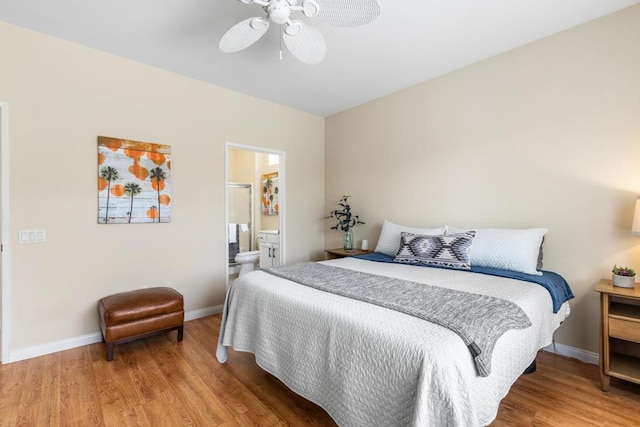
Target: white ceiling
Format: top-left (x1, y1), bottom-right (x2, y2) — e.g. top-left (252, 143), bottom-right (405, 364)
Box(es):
top-left (1, 0), bottom-right (638, 116)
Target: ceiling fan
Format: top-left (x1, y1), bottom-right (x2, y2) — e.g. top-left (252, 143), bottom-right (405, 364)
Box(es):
top-left (219, 0), bottom-right (381, 65)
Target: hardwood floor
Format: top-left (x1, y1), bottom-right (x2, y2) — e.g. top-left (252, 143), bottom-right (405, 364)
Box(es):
top-left (1, 314), bottom-right (639, 426)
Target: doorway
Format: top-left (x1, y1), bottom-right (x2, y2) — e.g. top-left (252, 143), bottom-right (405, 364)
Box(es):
top-left (1, 102), bottom-right (9, 363)
top-left (225, 143), bottom-right (284, 290)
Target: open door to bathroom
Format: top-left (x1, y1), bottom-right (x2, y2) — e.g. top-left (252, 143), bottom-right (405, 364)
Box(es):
top-left (225, 143), bottom-right (285, 290)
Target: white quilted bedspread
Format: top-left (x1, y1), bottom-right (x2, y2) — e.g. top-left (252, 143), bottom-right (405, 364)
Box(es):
top-left (217, 258), bottom-right (570, 426)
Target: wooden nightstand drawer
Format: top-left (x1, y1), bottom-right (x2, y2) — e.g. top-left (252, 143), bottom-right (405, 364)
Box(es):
top-left (610, 317), bottom-right (640, 343)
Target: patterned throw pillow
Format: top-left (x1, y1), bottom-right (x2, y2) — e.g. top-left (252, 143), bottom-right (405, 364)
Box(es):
top-left (394, 231), bottom-right (475, 270)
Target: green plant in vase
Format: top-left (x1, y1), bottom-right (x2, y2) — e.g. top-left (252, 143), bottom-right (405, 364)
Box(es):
top-left (612, 264), bottom-right (636, 288)
top-left (327, 195), bottom-right (365, 251)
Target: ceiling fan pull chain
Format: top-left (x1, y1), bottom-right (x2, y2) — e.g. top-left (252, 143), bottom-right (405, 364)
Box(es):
top-left (280, 25), bottom-right (283, 60)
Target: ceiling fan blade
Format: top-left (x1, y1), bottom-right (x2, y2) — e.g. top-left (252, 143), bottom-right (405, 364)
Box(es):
top-left (219, 17), bottom-right (270, 53)
top-left (314, 0), bottom-right (380, 27)
top-left (283, 21), bottom-right (327, 64)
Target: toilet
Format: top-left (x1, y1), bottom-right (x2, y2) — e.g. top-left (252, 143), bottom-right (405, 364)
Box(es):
top-left (234, 250), bottom-right (260, 276)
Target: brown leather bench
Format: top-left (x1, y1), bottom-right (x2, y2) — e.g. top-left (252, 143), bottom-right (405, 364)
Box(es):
top-left (98, 287), bottom-right (184, 361)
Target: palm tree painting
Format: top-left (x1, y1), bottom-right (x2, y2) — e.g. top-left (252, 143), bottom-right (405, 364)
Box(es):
top-left (98, 136), bottom-right (171, 224)
top-left (261, 172), bottom-right (279, 216)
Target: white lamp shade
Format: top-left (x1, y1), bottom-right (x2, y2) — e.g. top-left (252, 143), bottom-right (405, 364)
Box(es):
top-left (633, 197), bottom-right (640, 235)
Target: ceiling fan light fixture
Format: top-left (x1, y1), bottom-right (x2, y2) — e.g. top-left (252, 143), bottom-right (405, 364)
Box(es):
top-left (284, 21), bottom-right (302, 36)
top-left (250, 17), bottom-right (269, 30)
top-left (301, 0), bottom-right (320, 17)
top-left (220, 0), bottom-right (380, 64)
top-left (267, 1), bottom-right (292, 25)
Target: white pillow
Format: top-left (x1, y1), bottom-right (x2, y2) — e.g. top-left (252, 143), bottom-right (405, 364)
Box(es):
top-left (446, 226), bottom-right (547, 275)
top-left (375, 220), bottom-right (445, 256)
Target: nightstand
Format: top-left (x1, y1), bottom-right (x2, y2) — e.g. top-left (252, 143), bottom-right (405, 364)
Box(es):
top-left (594, 279), bottom-right (640, 391)
top-left (325, 248), bottom-right (369, 260)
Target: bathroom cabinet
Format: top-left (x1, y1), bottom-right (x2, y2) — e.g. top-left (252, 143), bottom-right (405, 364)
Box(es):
top-left (259, 231), bottom-right (280, 268)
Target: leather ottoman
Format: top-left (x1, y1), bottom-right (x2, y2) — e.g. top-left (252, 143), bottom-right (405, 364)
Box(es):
top-left (98, 287), bottom-right (184, 361)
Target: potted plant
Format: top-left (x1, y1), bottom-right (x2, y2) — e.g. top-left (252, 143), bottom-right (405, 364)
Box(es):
top-left (327, 195), bottom-right (365, 251)
top-left (612, 265), bottom-right (636, 288)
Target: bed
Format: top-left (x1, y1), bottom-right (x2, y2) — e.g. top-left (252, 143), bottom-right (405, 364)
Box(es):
top-left (216, 225), bottom-right (574, 426)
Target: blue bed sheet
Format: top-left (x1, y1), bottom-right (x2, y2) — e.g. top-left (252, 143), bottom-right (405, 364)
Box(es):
top-left (353, 252), bottom-right (574, 313)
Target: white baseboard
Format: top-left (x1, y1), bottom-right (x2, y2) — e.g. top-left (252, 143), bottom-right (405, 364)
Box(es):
top-left (185, 304), bottom-right (223, 321)
top-left (7, 305), bottom-right (224, 363)
top-left (10, 331), bottom-right (105, 363)
top-left (542, 342), bottom-right (599, 365)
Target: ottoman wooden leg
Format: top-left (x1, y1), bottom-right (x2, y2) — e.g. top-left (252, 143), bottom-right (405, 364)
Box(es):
top-left (177, 325), bottom-right (184, 342)
top-left (107, 343), bottom-right (115, 362)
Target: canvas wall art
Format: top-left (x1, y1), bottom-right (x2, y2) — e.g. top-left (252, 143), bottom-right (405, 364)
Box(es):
top-left (98, 136), bottom-right (171, 224)
top-left (261, 172), bottom-right (279, 216)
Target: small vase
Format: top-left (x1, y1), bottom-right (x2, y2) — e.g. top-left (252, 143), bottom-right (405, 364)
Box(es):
top-left (612, 274), bottom-right (636, 288)
top-left (343, 229), bottom-right (354, 251)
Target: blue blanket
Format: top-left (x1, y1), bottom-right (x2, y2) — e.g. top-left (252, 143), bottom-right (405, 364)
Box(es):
top-left (354, 252), bottom-right (574, 313)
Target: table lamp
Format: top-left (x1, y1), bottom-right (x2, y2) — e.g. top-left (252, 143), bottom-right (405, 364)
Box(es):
top-left (633, 196), bottom-right (640, 236)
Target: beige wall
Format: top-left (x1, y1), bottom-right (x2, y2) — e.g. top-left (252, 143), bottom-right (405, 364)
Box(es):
top-left (326, 5), bottom-right (640, 354)
top-left (0, 22), bottom-right (325, 356)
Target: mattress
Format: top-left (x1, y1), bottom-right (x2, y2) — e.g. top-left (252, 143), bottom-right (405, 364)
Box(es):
top-left (217, 257), bottom-right (570, 426)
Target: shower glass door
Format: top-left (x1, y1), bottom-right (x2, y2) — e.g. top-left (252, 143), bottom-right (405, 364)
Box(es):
top-left (228, 183), bottom-right (252, 264)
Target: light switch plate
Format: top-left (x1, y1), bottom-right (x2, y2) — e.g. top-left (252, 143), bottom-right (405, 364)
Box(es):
top-left (18, 229), bottom-right (46, 244)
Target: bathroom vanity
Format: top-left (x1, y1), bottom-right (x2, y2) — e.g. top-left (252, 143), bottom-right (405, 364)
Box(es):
top-left (258, 230), bottom-right (280, 268)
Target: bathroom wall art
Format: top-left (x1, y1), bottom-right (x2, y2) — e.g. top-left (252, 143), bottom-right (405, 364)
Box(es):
top-left (261, 172), bottom-right (279, 216)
